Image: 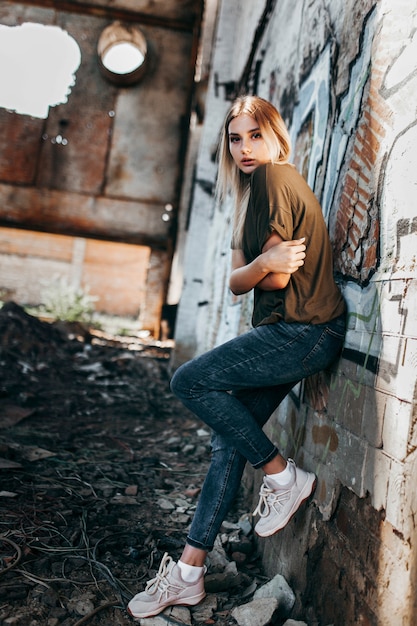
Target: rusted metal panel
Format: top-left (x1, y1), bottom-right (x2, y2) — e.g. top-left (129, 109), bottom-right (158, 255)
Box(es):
top-left (35, 12), bottom-right (116, 195)
top-left (12, 0), bottom-right (203, 30)
top-left (105, 26), bottom-right (194, 202)
top-left (0, 110), bottom-right (43, 184)
top-left (0, 184), bottom-right (171, 246)
top-left (70, 0), bottom-right (202, 23)
top-left (0, 2), bottom-right (55, 25)
top-left (0, 3), bottom-right (198, 232)
top-left (0, 0), bottom-right (204, 331)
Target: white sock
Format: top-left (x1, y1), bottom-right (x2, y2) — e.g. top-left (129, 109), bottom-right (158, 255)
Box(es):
top-left (178, 560), bottom-right (204, 583)
top-left (267, 461), bottom-right (291, 486)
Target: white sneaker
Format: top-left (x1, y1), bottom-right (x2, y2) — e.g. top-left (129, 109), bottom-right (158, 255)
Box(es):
top-left (127, 553), bottom-right (206, 619)
top-left (253, 459), bottom-right (316, 537)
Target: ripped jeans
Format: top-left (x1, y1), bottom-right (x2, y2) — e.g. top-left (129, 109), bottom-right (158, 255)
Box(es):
top-left (170, 314), bottom-right (346, 551)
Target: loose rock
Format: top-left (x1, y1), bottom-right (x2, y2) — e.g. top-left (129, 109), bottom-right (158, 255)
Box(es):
top-left (232, 597), bottom-right (279, 626)
top-left (254, 572), bottom-right (296, 616)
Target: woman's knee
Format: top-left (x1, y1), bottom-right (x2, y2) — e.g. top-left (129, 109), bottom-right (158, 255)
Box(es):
top-left (170, 359), bottom-right (197, 398)
top-left (170, 363), bottom-right (185, 396)
top-left (210, 433), bottom-right (231, 454)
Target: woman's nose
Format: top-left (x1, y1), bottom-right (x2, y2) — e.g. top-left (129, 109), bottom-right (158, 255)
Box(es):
top-left (241, 141), bottom-right (251, 153)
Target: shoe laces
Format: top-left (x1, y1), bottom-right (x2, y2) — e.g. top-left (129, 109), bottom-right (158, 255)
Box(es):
top-left (145, 553), bottom-right (181, 597)
top-left (252, 481), bottom-right (291, 518)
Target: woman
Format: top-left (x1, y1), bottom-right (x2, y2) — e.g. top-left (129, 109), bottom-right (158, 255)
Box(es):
top-left (128, 95), bottom-right (346, 619)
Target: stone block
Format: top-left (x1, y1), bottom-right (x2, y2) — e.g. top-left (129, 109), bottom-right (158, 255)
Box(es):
top-left (331, 425), bottom-right (367, 497)
top-left (385, 457), bottom-right (405, 531)
top-left (303, 418), bottom-right (367, 498)
top-left (382, 395), bottom-right (413, 460)
top-left (333, 379), bottom-right (365, 436)
top-left (376, 335), bottom-right (416, 403)
top-left (400, 279), bottom-right (417, 338)
top-left (311, 456), bottom-right (342, 521)
top-left (363, 446), bottom-right (391, 511)
top-left (361, 386), bottom-right (387, 447)
top-left (378, 279), bottom-right (411, 336)
top-left (376, 525), bottom-right (413, 622)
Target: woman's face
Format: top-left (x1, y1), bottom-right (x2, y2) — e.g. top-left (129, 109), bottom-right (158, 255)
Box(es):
top-left (228, 113), bottom-right (271, 174)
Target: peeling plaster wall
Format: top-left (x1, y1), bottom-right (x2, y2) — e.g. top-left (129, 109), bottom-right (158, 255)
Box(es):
top-left (174, 0), bottom-right (417, 623)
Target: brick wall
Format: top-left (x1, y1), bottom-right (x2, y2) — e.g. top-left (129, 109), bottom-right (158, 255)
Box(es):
top-left (173, 0), bottom-right (417, 623)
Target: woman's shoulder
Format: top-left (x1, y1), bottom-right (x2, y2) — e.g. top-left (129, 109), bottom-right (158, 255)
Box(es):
top-left (252, 163), bottom-right (320, 212)
top-left (268, 162), bottom-right (303, 180)
top-left (252, 162), bottom-right (301, 185)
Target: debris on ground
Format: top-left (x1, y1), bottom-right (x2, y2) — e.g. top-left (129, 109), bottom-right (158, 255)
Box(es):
top-left (0, 302), bottom-right (301, 625)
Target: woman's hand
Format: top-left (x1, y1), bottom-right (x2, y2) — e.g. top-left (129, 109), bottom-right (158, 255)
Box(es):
top-left (262, 233), bottom-right (305, 271)
top-left (257, 234), bottom-right (305, 291)
top-left (229, 234), bottom-right (306, 295)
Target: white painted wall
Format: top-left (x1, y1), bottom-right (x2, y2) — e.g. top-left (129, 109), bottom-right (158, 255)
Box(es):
top-left (173, 0), bottom-right (417, 621)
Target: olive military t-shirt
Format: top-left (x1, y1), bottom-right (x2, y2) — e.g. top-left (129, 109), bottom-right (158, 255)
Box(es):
top-left (241, 162), bottom-right (345, 327)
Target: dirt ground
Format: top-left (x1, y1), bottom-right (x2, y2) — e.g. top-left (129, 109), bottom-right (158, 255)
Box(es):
top-left (0, 303), bottom-right (264, 626)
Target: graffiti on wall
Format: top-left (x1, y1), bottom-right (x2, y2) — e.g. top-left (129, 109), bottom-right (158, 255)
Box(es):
top-left (284, 7), bottom-right (377, 284)
top-left (235, 4), bottom-right (379, 288)
top-left (213, 0), bottom-right (417, 414)
top-left (259, 7), bottom-right (381, 414)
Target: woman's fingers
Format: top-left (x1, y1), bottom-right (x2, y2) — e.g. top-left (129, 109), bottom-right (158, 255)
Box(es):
top-left (265, 239), bottom-right (306, 273)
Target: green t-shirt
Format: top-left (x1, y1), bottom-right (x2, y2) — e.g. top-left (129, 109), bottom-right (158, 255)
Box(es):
top-left (241, 162), bottom-right (346, 327)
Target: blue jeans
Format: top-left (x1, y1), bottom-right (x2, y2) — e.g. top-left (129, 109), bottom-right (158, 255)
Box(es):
top-left (170, 314), bottom-right (346, 551)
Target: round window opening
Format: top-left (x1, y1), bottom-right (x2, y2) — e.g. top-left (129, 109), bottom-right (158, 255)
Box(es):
top-left (98, 22), bottom-right (148, 86)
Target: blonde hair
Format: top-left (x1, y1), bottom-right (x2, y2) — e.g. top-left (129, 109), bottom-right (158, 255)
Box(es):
top-left (216, 95), bottom-right (292, 248)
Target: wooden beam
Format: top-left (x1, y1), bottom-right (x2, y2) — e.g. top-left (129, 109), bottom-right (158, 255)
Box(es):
top-left (10, 0), bottom-right (200, 32)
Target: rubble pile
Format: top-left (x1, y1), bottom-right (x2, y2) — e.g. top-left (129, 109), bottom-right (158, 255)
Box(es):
top-left (0, 303), bottom-right (305, 626)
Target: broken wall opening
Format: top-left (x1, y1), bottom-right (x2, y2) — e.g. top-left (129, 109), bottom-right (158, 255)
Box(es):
top-left (0, 0), bottom-right (204, 338)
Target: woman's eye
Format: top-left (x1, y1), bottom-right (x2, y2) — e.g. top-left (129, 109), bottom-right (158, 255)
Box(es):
top-left (229, 136), bottom-right (240, 143)
top-left (252, 132), bottom-right (262, 139)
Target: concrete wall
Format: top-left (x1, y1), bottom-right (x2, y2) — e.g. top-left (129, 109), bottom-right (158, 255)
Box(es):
top-left (173, 0), bottom-right (417, 623)
top-left (0, 226), bottom-right (153, 321)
